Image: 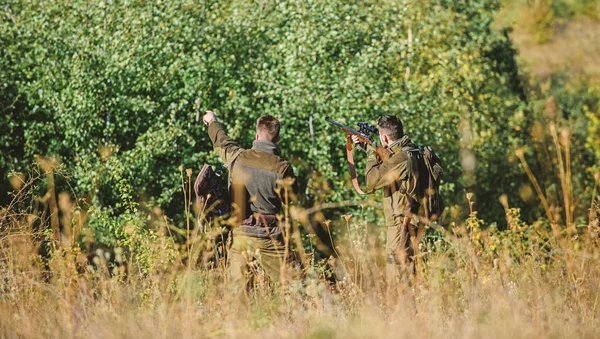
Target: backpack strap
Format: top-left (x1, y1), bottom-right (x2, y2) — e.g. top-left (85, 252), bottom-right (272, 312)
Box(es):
top-left (399, 145), bottom-right (424, 210)
top-left (401, 145), bottom-right (420, 153)
top-left (400, 145), bottom-right (421, 178)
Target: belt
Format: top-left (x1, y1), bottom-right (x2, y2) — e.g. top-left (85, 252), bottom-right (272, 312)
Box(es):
top-left (241, 214), bottom-right (279, 227)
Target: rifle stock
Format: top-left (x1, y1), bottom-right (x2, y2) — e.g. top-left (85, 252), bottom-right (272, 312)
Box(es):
top-left (375, 144), bottom-right (390, 162)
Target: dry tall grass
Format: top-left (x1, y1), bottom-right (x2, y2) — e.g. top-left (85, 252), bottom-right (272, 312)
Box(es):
top-left (1, 168), bottom-right (599, 338)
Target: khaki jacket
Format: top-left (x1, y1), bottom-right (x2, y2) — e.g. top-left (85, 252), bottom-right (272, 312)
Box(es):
top-left (208, 120), bottom-right (295, 238)
top-left (365, 136), bottom-right (420, 228)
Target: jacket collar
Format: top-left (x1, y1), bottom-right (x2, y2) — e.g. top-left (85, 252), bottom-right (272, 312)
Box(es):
top-left (387, 135), bottom-right (414, 153)
top-left (252, 140), bottom-right (280, 156)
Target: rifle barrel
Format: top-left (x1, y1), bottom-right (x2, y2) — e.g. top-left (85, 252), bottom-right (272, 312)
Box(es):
top-left (325, 117), bottom-right (373, 142)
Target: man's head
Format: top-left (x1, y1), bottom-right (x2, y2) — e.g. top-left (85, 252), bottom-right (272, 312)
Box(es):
top-left (377, 116), bottom-right (404, 147)
top-left (256, 115), bottom-right (281, 143)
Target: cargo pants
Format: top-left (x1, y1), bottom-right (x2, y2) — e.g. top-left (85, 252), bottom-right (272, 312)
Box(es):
top-left (386, 216), bottom-right (425, 283)
top-left (227, 234), bottom-right (288, 294)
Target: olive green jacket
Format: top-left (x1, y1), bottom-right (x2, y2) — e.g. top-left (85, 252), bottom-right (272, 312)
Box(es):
top-left (365, 136), bottom-right (420, 228)
top-left (208, 120), bottom-right (295, 238)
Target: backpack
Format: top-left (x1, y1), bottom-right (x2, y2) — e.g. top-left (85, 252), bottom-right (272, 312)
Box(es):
top-left (404, 145), bottom-right (445, 222)
top-left (194, 149), bottom-right (244, 219)
top-left (194, 164), bottom-right (231, 218)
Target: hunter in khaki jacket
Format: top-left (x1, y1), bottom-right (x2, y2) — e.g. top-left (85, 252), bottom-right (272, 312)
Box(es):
top-left (357, 116), bottom-right (422, 282)
top-left (203, 111), bottom-right (295, 293)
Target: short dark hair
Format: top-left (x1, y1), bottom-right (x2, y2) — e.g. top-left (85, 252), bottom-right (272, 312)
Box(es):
top-left (377, 116), bottom-right (403, 141)
top-left (256, 115), bottom-right (280, 141)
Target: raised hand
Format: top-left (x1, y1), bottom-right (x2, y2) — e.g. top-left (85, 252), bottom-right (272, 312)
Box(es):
top-left (203, 111), bottom-right (216, 126)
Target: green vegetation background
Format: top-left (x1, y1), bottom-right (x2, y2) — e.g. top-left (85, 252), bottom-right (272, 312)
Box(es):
top-left (1, 0), bottom-right (599, 246)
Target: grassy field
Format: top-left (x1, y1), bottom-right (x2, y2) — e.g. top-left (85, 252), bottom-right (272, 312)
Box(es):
top-left (1, 1), bottom-right (600, 338)
top-left (1, 167), bottom-right (599, 338)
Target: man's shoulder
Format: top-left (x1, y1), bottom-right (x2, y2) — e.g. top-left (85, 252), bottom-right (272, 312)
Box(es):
top-left (388, 149), bottom-right (410, 163)
top-left (238, 149), bottom-right (290, 174)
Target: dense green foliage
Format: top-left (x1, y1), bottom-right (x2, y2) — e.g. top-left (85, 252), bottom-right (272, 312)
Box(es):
top-left (1, 0), bottom-right (598, 245)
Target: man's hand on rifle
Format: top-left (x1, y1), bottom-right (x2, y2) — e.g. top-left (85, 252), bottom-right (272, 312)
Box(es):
top-left (203, 111), bottom-right (216, 126)
top-left (351, 135), bottom-right (368, 153)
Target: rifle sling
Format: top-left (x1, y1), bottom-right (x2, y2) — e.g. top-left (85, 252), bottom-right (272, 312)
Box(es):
top-left (346, 135), bottom-right (375, 195)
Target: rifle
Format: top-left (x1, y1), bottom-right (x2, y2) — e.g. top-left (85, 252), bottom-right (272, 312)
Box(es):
top-left (325, 117), bottom-right (391, 195)
top-left (326, 117), bottom-right (391, 161)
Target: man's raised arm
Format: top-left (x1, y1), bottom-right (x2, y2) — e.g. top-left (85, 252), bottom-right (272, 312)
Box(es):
top-left (203, 111), bottom-right (243, 168)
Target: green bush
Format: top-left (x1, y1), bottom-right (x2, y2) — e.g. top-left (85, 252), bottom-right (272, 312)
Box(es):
top-left (2, 0), bottom-right (595, 245)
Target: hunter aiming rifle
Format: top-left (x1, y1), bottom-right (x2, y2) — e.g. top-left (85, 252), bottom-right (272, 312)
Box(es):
top-left (325, 117), bottom-right (390, 195)
top-left (327, 116), bottom-right (445, 221)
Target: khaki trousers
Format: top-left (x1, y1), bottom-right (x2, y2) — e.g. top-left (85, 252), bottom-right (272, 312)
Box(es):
top-left (386, 218), bottom-right (424, 283)
top-left (227, 235), bottom-right (286, 294)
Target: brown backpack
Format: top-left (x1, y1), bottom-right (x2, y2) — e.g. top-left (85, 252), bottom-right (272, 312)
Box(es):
top-left (403, 145), bottom-right (445, 222)
top-left (194, 149), bottom-right (244, 218)
top-left (194, 164), bottom-right (230, 218)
